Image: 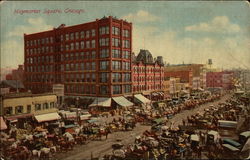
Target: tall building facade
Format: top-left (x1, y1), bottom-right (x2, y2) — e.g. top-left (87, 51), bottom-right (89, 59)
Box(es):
top-left (132, 49), bottom-right (164, 100)
top-left (24, 16), bottom-right (132, 98)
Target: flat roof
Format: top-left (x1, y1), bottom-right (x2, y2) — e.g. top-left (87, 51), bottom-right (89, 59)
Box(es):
top-left (2, 92), bottom-right (56, 99)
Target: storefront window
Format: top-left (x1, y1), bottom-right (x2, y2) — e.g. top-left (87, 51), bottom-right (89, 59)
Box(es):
top-left (15, 105), bottom-right (23, 114)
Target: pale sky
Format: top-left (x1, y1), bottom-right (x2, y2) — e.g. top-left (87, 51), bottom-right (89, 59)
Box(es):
top-left (1, 1), bottom-right (250, 70)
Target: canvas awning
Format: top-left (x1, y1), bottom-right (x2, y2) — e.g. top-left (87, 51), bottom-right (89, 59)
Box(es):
top-left (64, 112), bottom-right (77, 119)
top-left (180, 90), bottom-right (189, 94)
top-left (190, 134), bottom-right (199, 141)
top-left (222, 144), bottom-right (240, 152)
top-left (112, 96), bottom-right (134, 107)
top-left (0, 117), bottom-right (7, 130)
top-left (134, 94), bottom-right (151, 104)
top-left (35, 112), bottom-right (61, 123)
top-left (152, 93), bottom-right (158, 96)
top-left (80, 114), bottom-right (91, 120)
top-left (89, 98), bottom-right (111, 107)
top-left (241, 138), bottom-right (250, 152)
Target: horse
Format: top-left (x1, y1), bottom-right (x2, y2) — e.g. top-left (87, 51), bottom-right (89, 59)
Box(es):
top-left (58, 139), bottom-right (74, 151)
top-left (75, 134), bottom-right (87, 145)
top-left (96, 127), bottom-right (111, 140)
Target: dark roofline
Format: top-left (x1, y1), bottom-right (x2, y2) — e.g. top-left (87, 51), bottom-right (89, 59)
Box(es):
top-left (1, 92), bottom-right (56, 99)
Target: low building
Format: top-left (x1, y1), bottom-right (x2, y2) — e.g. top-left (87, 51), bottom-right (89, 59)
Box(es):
top-left (168, 77), bottom-right (190, 98)
top-left (0, 92), bottom-right (58, 124)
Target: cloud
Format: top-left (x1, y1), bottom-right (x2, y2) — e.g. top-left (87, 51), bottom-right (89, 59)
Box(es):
top-left (133, 24), bottom-right (250, 69)
top-left (1, 40), bottom-right (24, 68)
top-left (8, 17), bottom-right (53, 37)
top-left (185, 16), bottom-right (241, 33)
top-left (122, 10), bottom-right (161, 23)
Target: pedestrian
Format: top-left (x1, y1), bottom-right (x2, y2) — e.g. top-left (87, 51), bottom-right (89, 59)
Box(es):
top-left (182, 119), bottom-right (186, 126)
top-left (198, 146), bottom-right (202, 159)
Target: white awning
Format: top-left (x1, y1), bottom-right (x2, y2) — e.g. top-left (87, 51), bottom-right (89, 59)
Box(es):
top-left (0, 117), bottom-right (7, 130)
top-left (190, 134), bottom-right (199, 141)
top-left (112, 96), bottom-right (134, 107)
top-left (80, 114), bottom-right (91, 120)
top-left (134, 94), bottom-right (151, 104)
top-left (65, 112), bottom-right (77, 119)
top-left (89, 98), bottom-right (111, 107)
top-left (35, 112), bottom-right (61, 123)
top-left (152, 93), bottom-right (158, 96)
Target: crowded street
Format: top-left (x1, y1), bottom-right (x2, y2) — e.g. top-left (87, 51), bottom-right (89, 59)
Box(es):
top-left (55, 93), bottom-right (233, 160)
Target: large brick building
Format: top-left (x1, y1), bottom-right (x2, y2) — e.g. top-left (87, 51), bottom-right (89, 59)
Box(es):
top-left (206, 71), bottom-right (234, 90)
top-left (132, 49), bottom-right (164, 100)
top-left (24, 16), bottom-right (132, 98)
top-left (164, 64), bottom-right (207, 90)
top-left (164, 70), bottom-right (193, 86)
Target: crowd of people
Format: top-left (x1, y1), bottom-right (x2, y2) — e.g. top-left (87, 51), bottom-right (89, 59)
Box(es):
top-left (103, 94), bottom-right (249, 160)
top-left (0, 91), bottom-right (248, 160)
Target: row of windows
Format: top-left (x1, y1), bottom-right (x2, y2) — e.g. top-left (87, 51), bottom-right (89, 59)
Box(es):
top-left (26, 73), bottom-right (131, 83)
top-left (111, 27), bottom-right (130, 38)
top-left (26, 39), bottom-right (130, 55)
top-left (133, 76), bottom-right (164, 82)
top-left (63, 29), bottom-right (96, 41)
top-left (26, 60), bottom-right (130, 73)
top-left (133, 67), bottom-right (164, 73)
top-left (100, 61), bottom-right (126, 71)
top-left (27, 49), bottom-right (130, 62)
top-left (65, 84), bottom-right (96, 94)
top-left (35, 102), bottom-right (55, 111)
top-left (26, 74), bottom-right (55, 82)
top-left (4, 102), bottom-right (55, 115)
top-left (64, 62), bottom-right (96, 71)
top-left (64, 40), bottom-right (95, 51)
top-left (26, 56), bottom-right (54, 64)
top-left (26, 28), bottom-right (130, 47)
top-left (26, 37), bottom-right (53, 47)
top-left (61, 51), bottom-right (96, 61)
top-left (64, 84), bottom-right (131, 95)
top-left (26, 65), bottom-right (54, 72)
top-left (133, 84), bottom-right (162, 92)
top-left (26, 46), bottom-right (54, 55)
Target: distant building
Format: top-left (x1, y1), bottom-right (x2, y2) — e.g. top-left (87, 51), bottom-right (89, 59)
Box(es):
top-left (206, 71), bottom-right (234, 90)
top-left (0, 80), bottom-right (26, 93)
top-left (164, 70), bottom-right (193, 86)
top-left (132, 49), bottom-right (164, 100)
top-left (165, 64), bottom-right (207, 89)
top-left (5, 65), bottom-right (24, 82)
top-left (165, 77), bottom-right (190, 98)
